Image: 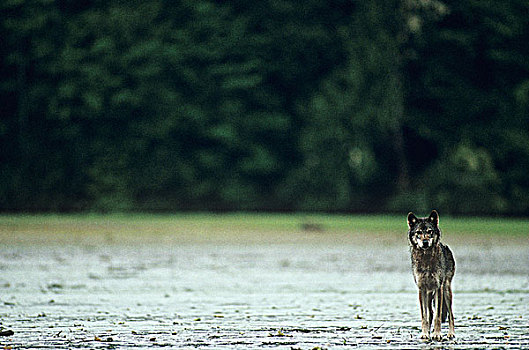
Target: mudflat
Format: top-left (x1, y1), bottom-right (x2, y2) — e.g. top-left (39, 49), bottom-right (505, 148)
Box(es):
top-left (0, 216), bottom-right (527, 348)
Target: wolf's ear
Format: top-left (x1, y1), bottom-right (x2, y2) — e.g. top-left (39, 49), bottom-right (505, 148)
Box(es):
top-left (407, 212), bottom-right (418, 228)
top-left (428, 210), bottom-right (439, 226)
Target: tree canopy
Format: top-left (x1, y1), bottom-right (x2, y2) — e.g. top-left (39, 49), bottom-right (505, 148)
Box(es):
top-left (1, 0), bottom-right (528, 215)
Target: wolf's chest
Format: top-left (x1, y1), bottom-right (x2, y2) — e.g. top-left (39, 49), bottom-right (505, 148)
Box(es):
top-left (413, 264), bottom-right (442, 290)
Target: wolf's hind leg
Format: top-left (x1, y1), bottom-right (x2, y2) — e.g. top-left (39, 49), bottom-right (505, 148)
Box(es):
top-left (445, 283), bottom-right (455, 339)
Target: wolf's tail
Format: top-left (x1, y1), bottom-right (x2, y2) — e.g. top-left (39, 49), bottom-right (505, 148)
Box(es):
top-left (441, 300), bottom-right (448, 323)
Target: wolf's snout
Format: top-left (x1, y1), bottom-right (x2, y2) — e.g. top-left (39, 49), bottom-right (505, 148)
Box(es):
top-left (422, 240), bottom-right (429, 248)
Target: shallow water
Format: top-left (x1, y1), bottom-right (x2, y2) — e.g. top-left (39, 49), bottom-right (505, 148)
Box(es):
top-left (1, 237), bottom-right (528, 349)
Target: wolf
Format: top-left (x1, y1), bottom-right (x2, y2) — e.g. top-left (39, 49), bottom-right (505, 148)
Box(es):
top-left (407, 210), bottom-right (455, 341)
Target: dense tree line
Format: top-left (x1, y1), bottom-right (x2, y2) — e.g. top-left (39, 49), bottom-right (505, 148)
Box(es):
top-left (1, 0), bottom-right (528, 215)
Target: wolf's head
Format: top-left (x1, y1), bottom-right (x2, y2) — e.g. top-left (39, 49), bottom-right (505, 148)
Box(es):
top-left (407, 210), bottom-right (441, 250)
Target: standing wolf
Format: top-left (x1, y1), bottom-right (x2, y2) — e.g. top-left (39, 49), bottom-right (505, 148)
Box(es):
top-left (407, 210), bottom-right (455, 341)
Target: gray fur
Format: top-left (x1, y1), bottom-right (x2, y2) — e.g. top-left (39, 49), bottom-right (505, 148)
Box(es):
top-left (408, 210), bottom-right (455, 341)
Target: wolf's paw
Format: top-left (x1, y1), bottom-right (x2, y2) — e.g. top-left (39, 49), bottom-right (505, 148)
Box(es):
top-left (420, 333), bottom-right (430, 341)
top-left (447, 332), bottom-right (455, 339)
top-left (431, 332), bottom-right (443, 341)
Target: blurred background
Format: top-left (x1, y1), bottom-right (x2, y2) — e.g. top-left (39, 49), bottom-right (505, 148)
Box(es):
top-left (1, 0), bottom-right (528, 215)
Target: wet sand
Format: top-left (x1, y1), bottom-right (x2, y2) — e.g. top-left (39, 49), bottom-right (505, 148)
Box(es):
top-left (1, 229), bottom-right (528, 349)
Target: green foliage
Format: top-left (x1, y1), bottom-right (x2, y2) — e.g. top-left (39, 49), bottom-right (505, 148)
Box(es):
top-left (1, 0), bottom-right (528, 214)
top-left (423, 144), bottom-right (505, 214)
top-left (404, 0), bottom-right (529, 214)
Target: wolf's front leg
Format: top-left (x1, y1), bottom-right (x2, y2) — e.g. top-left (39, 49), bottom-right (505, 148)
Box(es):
top-left (419, 289), bottom-right (430, 339)
top-left (432, 288), bottom-right (443, 341)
